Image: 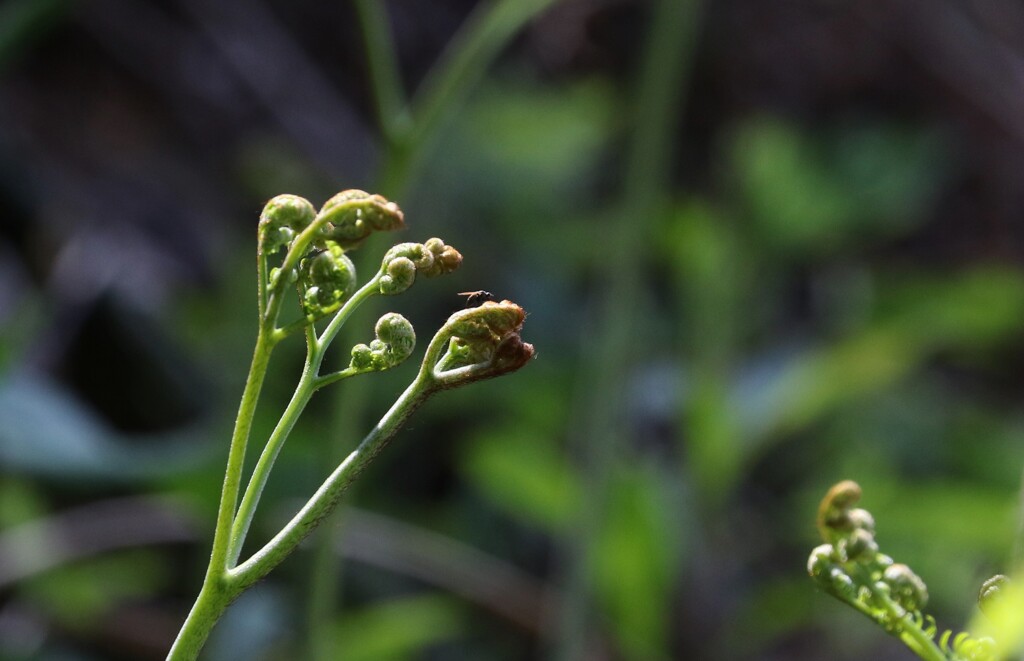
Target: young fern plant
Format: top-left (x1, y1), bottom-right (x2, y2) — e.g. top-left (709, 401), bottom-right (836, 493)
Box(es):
top-left (807, 480), bottom-right (1015, 661)
top-left (168, 190), bottom-right (533, 660)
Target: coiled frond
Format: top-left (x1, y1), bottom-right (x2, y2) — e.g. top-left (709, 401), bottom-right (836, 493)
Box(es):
top-left (807, 480), bottom-right (1001, 661)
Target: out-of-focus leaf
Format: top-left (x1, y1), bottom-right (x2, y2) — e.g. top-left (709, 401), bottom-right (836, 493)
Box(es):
top-left (731, 117), bottom-right (943, 256)
top-left (881, 268), bottom-right (1024, 346)
top-left (461, 426), bottom-right (581, 532)
top-left (430, 78), bottom-right (615, 226)
top-left (869, 481), bottom-right (1016, 557)
top-left (0, 478), bottom-right (46, 528)
top-left (467, 79), bottom-right (615, 189)
top-left (0, 376), bottom-right (212, 483)
top-left (665, 203), bottom-right (750, 501)
top-left (717, 577), bottom-right (823, 658)
top-left (687, 381), bottom-right (746, 506)
top-left (328, 594), bottom-right (464, 661)
top-left (744, 269), bottom-right (1024, 444)
top-left (19, 551), bottom-right (165, 628)
top-left (591, 462), bottom-right (682, 661)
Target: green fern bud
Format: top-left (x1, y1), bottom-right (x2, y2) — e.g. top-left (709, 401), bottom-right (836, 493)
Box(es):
top-left (978, 574), bottom-right (1010, 616)
top-left (349, 313), bottom-right (416, 373)
top-left (842, 528), bottom-right (878, 562)
top-left (424, 300), bottom-right (534, 388)
top-left (378, 239), bottom-right (462, 295)
top-left (319, 190), bottom-right (404, 250)
top-left (808, 544), bottom-right (836, 582)
top-left (259, 194), bottom-right (316, 254)
top-left (847, 508), bottom-right (875, 535)
top-left (298, 241), bottom-right (357, 318)
top-left (380, 256), bottom-right (417, 295)
top-left (883, 563), bottom-right (928, 612)
top-left (421, 237), bottom-right (463, 277)
top-left (817, 480), bottom-right (862, 542)
top-left (375, 312), bottom-right (416, 363)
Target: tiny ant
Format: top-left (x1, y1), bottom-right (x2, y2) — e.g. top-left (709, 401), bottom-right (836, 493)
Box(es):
top-left (458, 290), bottom-right (496, 307)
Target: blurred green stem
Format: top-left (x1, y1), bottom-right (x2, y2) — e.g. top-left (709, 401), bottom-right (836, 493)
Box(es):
top-left (301, 3), bottom-right (559, 657)
top-left (353, 0), bottom-right (410, 144)
top-left (375, 0), bottom-right (559, 194)
top-left (848, 565), bottom-right (947, 661)
top-left (554, 0), bottom-right (702, 658)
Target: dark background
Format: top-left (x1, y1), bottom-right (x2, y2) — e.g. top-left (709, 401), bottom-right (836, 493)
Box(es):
top-left (2, 0), bottom-right (1024, 659)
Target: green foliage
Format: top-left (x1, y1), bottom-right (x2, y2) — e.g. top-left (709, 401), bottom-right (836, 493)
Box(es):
top-left (8, 1), bottom-right (1024, 659)
top-left (23, 551), bottom-right (166, 629)
top-left (591, 463), bottom-right (681, 661)
top-left (732, 117), bottom-right (944, 256)
top-left (327, 595), bottom-right (465, 661)
top-left (462, 427), bottom-right (583, 532)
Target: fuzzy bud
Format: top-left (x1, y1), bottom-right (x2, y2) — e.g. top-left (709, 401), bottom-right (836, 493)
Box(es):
top-left (817, 480), bottom-right (863, 542)
top-left (299, 242), bottom-right (357, 318)
top-left (846, 508), bottom-right (875, 535)
top-left (319, 190), bottom-right (404, 250)
top-left (978, 574), bottom-right (1010, 616)
top-left (378, 239), bottom-right (462, 295)
top-left (380, 256), bottom-right (417, 295)
top-left (842, 528), bottom-right (878, 563)
top-left (425, 300), bottom-right (533, 387)
top-left (259, 194), bottom-right (316, 254)
top-left (883, 563), bottom-right (928, 612)
top-left (421, 237), bottom-right (463, 277)
top-left (808, 544), bottom-right (836, 582)
top-left (349, 313), bottom-right (416, 373)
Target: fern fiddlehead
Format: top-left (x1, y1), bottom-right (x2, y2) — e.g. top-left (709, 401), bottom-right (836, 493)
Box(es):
top-left (807, 480), bottom-right (999, 661)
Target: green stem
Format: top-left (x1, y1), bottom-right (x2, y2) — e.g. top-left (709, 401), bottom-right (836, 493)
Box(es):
top-left (377, 0), bottom-right (558, 194)
top-left (166, 580), bottom-right (237, 661)
top-left (210, 332), bottom-right (274, 574)
top-left (228, 374), bottom-right (436, 590)
top-left (554, 0), bottom-right (702, 658)
top-left (846, 564), bottom-right (946, 661)
top-left (353, 0), bottom-right (410, 143)
top-left (227, 357), bottom-right (318, 566)
top-left (314, 367), bottom-right (358, 389)
top-left (876, 594), bottom-right (947, 661)
top-left (257, 252), bottom-right (268, 322)
top-left (407, 0), bottom-right (557, 154)
top-left (228, 276), bottom-right (382, 566)
top-left (168, 328), bottom-right (274, 658)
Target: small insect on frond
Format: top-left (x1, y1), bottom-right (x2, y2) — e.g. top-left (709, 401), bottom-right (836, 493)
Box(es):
top-left (458, 290), bottom-right (496, 308)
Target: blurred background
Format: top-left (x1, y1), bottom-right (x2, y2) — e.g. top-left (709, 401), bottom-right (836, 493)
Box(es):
top-left (2, 0), bottom-right (1024, 659)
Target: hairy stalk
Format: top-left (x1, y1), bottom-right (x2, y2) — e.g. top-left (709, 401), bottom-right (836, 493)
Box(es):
top-left (211, 333), bottom-right (272, 575)
top-left (228, 372), bottom-right (434, 590)
top-left (168, 330), bottom-right (274, 659)
top-left (227, 276), bottom-right (383, 564)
